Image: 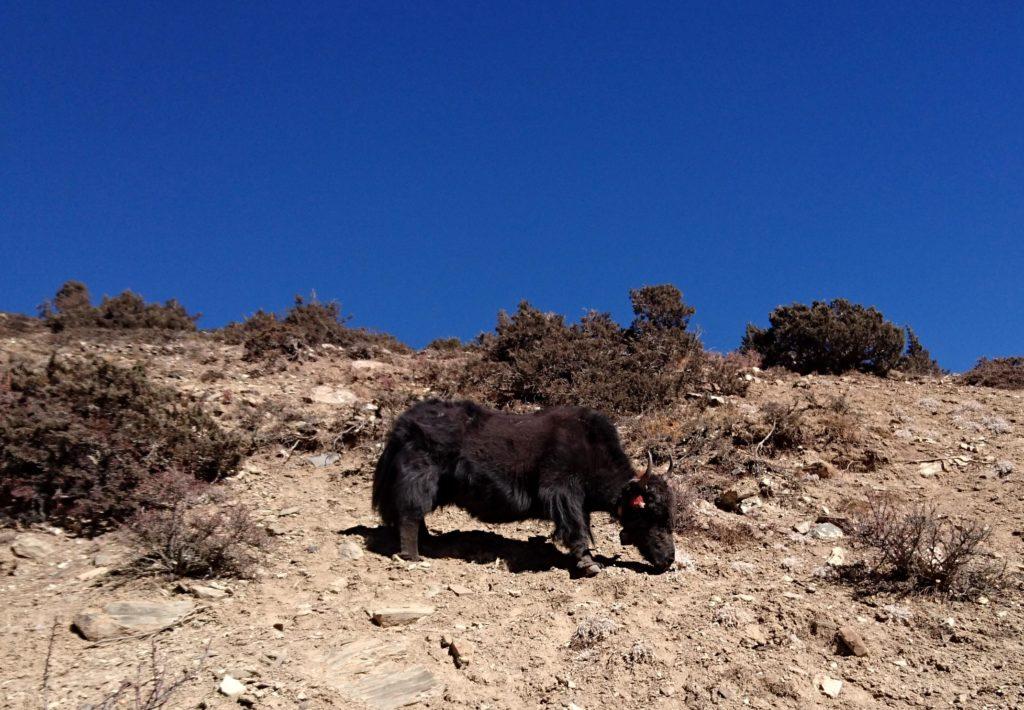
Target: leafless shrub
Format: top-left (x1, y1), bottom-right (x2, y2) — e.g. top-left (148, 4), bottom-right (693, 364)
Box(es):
top-left (733, 401), bottom-right (809, 454)
top-left (672, 482), bottom-right (699, 533)
top-left (569, 617), bottom-right (619, 649)
top-left (129, 473), bottom-right (269, 579)
top-left (88, 640), bottom-right (209, 709)
top-left (848, 496), bottom-right (1004, 599)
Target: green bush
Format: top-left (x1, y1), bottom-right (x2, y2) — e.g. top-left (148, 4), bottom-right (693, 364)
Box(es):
top-left (0, 355), bottom-right (245, 534)
top-left (742, 299), bottom-right (905, 375)
top-left (899, 327), bottom-right (942, 376)
top-left (40, 280), bottom-right (199, 332)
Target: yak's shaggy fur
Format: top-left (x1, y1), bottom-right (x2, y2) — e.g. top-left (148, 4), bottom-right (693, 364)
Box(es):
top-left (372, 399), bottom-right (675, 575)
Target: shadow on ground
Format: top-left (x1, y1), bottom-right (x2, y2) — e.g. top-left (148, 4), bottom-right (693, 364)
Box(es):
top-left (340, 524), bottom-right (650, 577)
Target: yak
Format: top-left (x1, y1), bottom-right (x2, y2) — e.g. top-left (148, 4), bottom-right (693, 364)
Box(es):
top-left (372, 399), bottom-right (675, 576)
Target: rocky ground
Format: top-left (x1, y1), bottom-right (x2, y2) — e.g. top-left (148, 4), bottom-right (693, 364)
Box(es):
top-left (2, 329), bottom-right (1023, 709)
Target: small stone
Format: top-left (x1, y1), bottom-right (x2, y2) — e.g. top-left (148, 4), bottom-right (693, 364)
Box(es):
top-left (837, 625), bottom-right (869, 657)
top-left (794, 521), bottom-right (812, 535)
top-left (448, 639), bottom-right (471, 668)
top-left (742, 623), bottom-right (768, 646)
top-left (448, 584), bottom-right (473, 596)
top-left (738, 496), bottom-right (763, 515)
top-left (220, 675), bottom-right (246, 698)
top-left (715, 481), bottom-right (760, 512)
top-left (808, 523), bottom-right (844, 540)
top-left (11, 534), bottom-right (56, 560)
top-left (189, 584), bottom-right (228, 600)
top-left (72, 610), bottom-right (122, 641)
top-left (305, 452), bottom-right (341, 469)
top-left (76, 567), bottom-right (110, 582)
top-left (826, 547), bottom-right (848, 567)
top-left (338, 540), bottom-right (365, 560)
top-left (818, 675), bottom-right (843, 698)
top-left (278, 507), bottom-right (300, 517)
top-left (370, 605), bottom-right (435, 627)
top-left (309, 385), bottom-right (359, 406)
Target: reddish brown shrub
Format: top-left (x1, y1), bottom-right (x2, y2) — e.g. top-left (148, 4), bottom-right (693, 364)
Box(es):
top-left (959, 357), bottom-right (1024, 390)
top-left (0, 355), bottom-right (245, 534)
top-left (463, 285), bottom-right (745, 414)
top-left (40, 281), bottom-right (198, 332)
top-left (233, 295), bottom-right (408, 362)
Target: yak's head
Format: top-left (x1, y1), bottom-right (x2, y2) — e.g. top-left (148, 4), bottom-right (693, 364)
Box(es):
top-left (617, 453), bottom-right (676, 573)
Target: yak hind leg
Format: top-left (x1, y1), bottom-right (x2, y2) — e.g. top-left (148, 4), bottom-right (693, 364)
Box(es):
top-left (398, 515), bottom-right (423, 561)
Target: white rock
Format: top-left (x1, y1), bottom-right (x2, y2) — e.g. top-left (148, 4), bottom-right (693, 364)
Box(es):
top-left (219, 675), bottom-right (246, 697)
top-left (818, 675), bottom-right (842, 698)
top-left (309, 385), bottom-right (359, 406)
top-left (808, 523), bottom-right (844, 540)
top-left (11, 534), bottom-right (56, 560)
top-left (826, 547), bottom-right (848, 567)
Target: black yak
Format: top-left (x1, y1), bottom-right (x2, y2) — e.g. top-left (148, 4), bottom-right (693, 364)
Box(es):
top-left (372, 399), bottom-right (675, 575)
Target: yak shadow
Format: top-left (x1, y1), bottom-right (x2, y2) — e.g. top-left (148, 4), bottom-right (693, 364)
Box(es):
top-left (340, 524), bottom-right (650, 576)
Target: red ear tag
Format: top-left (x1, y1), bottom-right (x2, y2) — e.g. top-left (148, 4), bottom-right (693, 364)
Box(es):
top-left (630, 495), bottom-right (646, 509)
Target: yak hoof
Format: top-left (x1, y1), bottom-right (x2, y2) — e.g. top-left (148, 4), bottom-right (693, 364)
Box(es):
top-left (576, 560), bottom-right (602, 577)
top-left (398, 552), bottom-right (421, 562)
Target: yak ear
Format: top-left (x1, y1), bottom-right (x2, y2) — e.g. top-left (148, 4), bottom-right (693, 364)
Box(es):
top-left (629, 494), bottom-right (646, 509)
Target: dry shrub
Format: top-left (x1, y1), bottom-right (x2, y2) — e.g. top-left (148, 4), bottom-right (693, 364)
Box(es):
top-left (848, 496), bottom-right (1004, 599)
top-left (959, 357), bottom-right (1024, 390)
top-left (899, 327), bottom-right (942, 376)
top-left (672, 482), bottom-right (699, 533)
top-left (704, 518), bottom-right (756, 550)
top-left (129, 474), bottom-right (268, 579)
top-left (0, 312), bottom-right (41, 336)
top-left (0, 355), bottom-right (245, 534)
top-left (462, 285), bottom-right (747, 414)
top-left (742, 299), bottom-right (906, 375)
top-left (230, 295), bottom-right (408, 362)
top-left (424, 337), bottom-right (464, 352)
top-left (730, 401), bottom-right (809, 454)
top-left (40, 281), bottom-right (198, 332)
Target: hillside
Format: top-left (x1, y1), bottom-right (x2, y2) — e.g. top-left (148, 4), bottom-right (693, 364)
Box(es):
top-left (2, 325), bottom-right (1022, 709)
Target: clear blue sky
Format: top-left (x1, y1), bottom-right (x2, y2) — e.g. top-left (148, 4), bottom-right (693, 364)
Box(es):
top-left (2, 2), bottom-right (1021, 371)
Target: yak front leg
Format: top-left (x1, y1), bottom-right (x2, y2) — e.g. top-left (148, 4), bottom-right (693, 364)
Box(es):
top-left (547, 489), bottom-right (601, 577)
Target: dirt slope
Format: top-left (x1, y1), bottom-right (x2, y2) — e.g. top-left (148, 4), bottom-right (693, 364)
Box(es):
top-left (2, 330), bottom-right (1022, 709)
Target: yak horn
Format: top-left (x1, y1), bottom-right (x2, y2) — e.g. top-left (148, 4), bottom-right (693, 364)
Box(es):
top-left (666, 453), bottom-right (675, 475)
top-left (642, 450), bottom-right (654, 478)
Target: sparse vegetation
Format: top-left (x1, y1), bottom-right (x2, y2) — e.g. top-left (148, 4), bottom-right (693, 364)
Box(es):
top-left (899, 327), bottom-right (942, 376)
top-left (40, 281), bottom-right (198, 332)
top-left (462, 285), bottom-right (748, 414)
top-left (848, 495), bottom-right (1004, 599)
top-left (960, 357), bottom-right (1024, 390)
top-left (129, 473), bottom-right (268, 579)
top-left (0, 355), bottom-right (245, 534)
top-left (742, 299), bottom-right (906, 375)
top-left (229, 295), bottom-right (408, 362)
top-left (89, 640), bottom-right (209, 709)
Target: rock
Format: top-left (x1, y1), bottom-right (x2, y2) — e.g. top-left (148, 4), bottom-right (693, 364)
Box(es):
top-left (93, 550), bottom-right (126, 567)
top-left (369, 605), bottom-right (435, 627)
top-left (338, 540), bottom-right (365, 560)
top-left (837, 625), bottom-right (869, 657)
top-left (808, 523), bottom-right (844, 540)
top-left (826, 547), bottom-right (848, 567)
top-left (706, 394), bottom-right (727, 407)
top-left (309, 386), bottom-right (359, 406)
top-left (306, 452), bottom-right (341, 468)
top-left (804, 459), bottom-right (836, 479)
top-left (447, 639), bottom-right (471, 669)
top-left (715, 481), bottom-right (760, 512)
top-left (76, 566), bottom-right (110, 582)
top-left (311, 638), bottom-right (437, 709)
top-left (279, 507), bottom-right (300, 517)
top-left (73, 600), bottom-right (195, 641)
top-left (11, 534), bottom-right (56, 560)
top-left (817, 675), bottom-right (843, 698)
top-left (448, 584), bottom-right (473, 596)
top-left (189, 584), bottom-right (229, 600)
top-left (220, 675), bottom-right (247, 698)
top-left (742, 623), bottom-right (768, 646)
top-left (72, 610), bottom-right (122, 641)
top-left (739, 496), bottom-right (762, 515)
top-left (919, 461), bottom-right (943, 477)
top-left (794, 521), bottom-right (812, 535)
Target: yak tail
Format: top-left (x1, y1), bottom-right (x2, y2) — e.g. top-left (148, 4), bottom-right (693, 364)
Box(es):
top-left (371, 427), bottom-right (407, 528)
